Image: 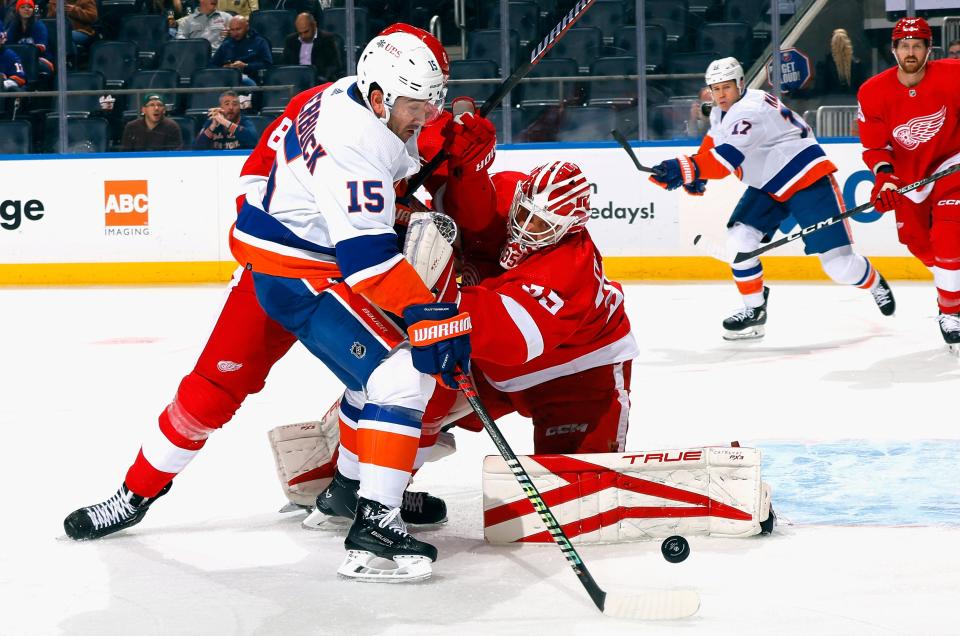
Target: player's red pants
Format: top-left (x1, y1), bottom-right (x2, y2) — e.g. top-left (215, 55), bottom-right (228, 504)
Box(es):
top-left (428, 362), bottom-right (632, 454)
top-left (894, 170), bottom-right (960, 313)
top-left (125, 268), bottom-right (297, 497)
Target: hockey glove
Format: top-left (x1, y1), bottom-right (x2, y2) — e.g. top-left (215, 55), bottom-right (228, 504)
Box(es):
top-left (442, 103), bottom-right (496, 179)
top-left (403, 303), bottom-right (472, 390)
top-left (683, 179), bottom-right (707, 196)
top-left (870, 168), bottom-right (905, 213)
top-left (649, 156), bottom-right (700, 191)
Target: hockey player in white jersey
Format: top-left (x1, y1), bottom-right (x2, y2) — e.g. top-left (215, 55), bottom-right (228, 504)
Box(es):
top-left (649, 57), bottom-right (896, 340)
top-left (229, 25), bottom-right (470, 581)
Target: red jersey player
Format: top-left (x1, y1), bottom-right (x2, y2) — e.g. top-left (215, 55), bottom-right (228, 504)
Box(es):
top-left (857, 17), bottom-right (960, 352)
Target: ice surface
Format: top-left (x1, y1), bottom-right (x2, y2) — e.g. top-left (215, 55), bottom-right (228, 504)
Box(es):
top-left (2, 281), bottom-right (958, 635)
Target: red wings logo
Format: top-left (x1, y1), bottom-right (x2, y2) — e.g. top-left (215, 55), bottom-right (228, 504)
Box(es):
top-left (893, 106), bottom-right (947, 150)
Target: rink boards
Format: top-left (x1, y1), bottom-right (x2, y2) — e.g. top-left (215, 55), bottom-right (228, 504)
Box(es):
top-left (0, 141), bottom-right (930, 284)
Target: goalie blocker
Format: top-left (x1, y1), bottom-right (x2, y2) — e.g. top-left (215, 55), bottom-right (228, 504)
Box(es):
top-left (483, 446), bottom-right (773, 544)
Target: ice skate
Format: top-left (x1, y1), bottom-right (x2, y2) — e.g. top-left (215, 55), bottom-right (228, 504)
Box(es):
top-left (303, 470), bottom-right (447, 530)
top-left (63, 482), bottom-right (171, 540)
top-left (871, 275), bottom-right (896, 316)
top-left (722, 287), bottom-right (769, 341)
top-left (337, 497), bottom-right (437, 583)
top-left (939, 312), bottom-right (960, 356)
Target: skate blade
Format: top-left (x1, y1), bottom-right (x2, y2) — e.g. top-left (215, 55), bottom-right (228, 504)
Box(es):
top-left (337, 550), bottom-right (432, 583)
top-left (949, 343), bottom-right (960, 357)
top-left (278, 502), bottom-right (309, 514)
top-left (301, 508), bottom-right (351, 531)
top-left (722, 326), bottom-right (765, 341)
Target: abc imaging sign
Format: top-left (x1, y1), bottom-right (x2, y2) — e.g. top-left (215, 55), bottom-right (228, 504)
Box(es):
top-left (104, 180), bottom-right (150, 236)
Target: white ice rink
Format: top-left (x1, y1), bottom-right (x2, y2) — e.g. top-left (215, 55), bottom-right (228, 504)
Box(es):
top-left (3, 281), bottom-right (959, 635)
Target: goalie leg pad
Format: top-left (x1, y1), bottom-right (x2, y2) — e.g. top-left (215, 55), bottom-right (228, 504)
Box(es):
top-left (267, 398), bottom-right (341, 508)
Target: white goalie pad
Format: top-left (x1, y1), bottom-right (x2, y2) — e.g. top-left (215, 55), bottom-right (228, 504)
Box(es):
top-left (403, 211), bottom-right (457, 290)
top-left (267, 400), bottom-right (341, 508)
top-left (269, 398), bottom-right (459, 509)
top-left (482, 447), bottom-right (771, 544)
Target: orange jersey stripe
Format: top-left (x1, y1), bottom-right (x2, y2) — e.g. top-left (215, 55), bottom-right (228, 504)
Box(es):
top-left (356, 428), bottom-right (421, 473)
top-left (772, 160), bottom-right (838, 202)
top-left (339, 417), bottom-right (358, 455)
top-left (735, 277), bottom-right (764, 295)
top-left (351, 259), bottom-right (435, 316)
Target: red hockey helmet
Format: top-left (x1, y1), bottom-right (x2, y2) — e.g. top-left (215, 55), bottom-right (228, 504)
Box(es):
top-left (508, 161), bottom-right (592, 249)
top-left (892, 17), bottom-right (932, 45)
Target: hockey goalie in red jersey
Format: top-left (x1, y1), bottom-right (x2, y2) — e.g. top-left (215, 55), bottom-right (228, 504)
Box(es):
top-left (857, 16), bottom-right (960, 352)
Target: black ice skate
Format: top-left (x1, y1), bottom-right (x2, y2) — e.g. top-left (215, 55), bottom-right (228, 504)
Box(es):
top-left (871, 275), bottom-right (896, 316)
top-left (722, 287), bottom-right (769, 341)
top-left (302, 470), bottom-right (447, 530)
top-left (939, 312), bottom-right (960, 356)
top-left (337, 497), bottom-right (438, 582)
top-left (63, 482), bottom-right (171, 540)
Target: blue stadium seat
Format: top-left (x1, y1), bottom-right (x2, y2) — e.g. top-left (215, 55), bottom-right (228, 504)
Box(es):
top-left (518, 57), bottom-right (579, 107)
top-left (486, 1), bottom-right (539, 47)
top-left (123, 69), bottom-right (180, 118)
top-left (575, 0), bottom-right (625, 45)
top-left (446, 59), bottom-right (498, 106)
top-left (120, 14), bottom-right (169, 67)
top-left (244, 114), bottom-right (273, 138)
top-left (59, 71), bottom-right (107, 117)
top-left (169, 115), bottom-right (198, 144)
top-left (698, 22), bottom-right (753, 67)
top-left (46, 117), bottom-right (110, 153)
top-left (0, 120), bottom-right (32, 154)
top-left (611, 25), bottom-right (667, 72)
top-left (467, 29), bottom-right (519, 73)
top-left (487, 105), bottom-right (525, 141)
top-left (261, 65), bottom-right (317, 116)
top-left (185, 68), bottom-right (242, 115)
top-left (587, 56), bottom-right (637, 106)
top-left (645, 0), bottom-right (689, 45)
top-left (321, 7), bottom-right (369, 59)
top-left (556, 105), bottom-right (617, 142)
top-left (159, 39), bottom-right (211, 87)
top-left (251, 9), bottom-right (297, 56)
top-left (723, 0), bottom-right (765, 25)
top-left (89, 40), bottom-right (139, 88)
top-left (549, 27), bottom-right (602, 73)
top-left (665, 50), bottom-right (718, 96)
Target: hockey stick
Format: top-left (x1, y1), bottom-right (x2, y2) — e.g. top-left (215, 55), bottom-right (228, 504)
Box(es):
top-left (402, 0), bottom-right (599, 196)
top-left (454, 369), bottom-right (700, 621)
top-left (610, 129), bottom-right (655, 174)
top-left (693, 162), bottom-right (960, 264)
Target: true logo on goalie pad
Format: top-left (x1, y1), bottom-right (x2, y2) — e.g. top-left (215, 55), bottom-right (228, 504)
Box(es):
top-left (482, 449), bottom-right (766, 544)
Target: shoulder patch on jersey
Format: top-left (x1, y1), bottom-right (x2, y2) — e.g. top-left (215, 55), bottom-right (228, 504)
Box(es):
top-left (893, 105), bottom-right (947, 150)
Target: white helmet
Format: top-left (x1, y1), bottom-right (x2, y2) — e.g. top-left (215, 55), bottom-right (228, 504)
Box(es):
top-left (705, 56), bottom-right (744, 92)
top-left (356, 23), bottom-right (449, 124)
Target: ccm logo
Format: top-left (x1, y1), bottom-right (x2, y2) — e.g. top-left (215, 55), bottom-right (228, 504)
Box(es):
top-left (622, 450), bottom-right (703, 464)
top-left (544, 423), bottom-right (588, 436)
top-left (937, 200), bottom-right (960, 205)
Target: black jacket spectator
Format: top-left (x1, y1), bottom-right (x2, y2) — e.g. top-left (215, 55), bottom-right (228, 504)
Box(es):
top-left (282, 29), bottom-right (342, 82)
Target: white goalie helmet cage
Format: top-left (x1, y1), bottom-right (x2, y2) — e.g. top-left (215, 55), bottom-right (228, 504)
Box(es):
top-left (705, 56), bottom-right (745, 93)
top-left (508, 161), bottom-right (592, 249)
top-left (356, 23), bottom-right (450, 124)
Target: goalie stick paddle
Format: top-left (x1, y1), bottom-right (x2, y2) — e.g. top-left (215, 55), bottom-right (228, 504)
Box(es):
top-left (610, 129), bottom-right (655, 174)
top-left (402, 0), bottom-right (599, 197)
top-left (454, 369), bottom-right (700, 621)
top-left (693, 162), bottom-right (960, 264)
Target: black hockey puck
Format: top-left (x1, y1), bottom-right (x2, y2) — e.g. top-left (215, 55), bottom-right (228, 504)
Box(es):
top-left (661, 535), bottom-right (690, 563)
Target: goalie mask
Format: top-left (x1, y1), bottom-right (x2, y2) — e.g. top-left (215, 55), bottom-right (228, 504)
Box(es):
top-left (507, 161), bottom-right (592, 251)
top-left (356, 23), bottom-right (450, 125)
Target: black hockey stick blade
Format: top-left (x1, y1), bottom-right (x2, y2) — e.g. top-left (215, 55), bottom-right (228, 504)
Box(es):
top-left (454, 368), bottom-right (699, 620)
top-left (404, 0), bottom-right (599, 196)
top-left (731, 162), bottom-right (960, 263)
top-left (611, 129), bottom-right (655, 173)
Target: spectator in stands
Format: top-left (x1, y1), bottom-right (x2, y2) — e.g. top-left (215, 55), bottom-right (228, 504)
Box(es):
top-left (282, 13), bottom-right (343, 82)
top-left (811, 28), bottom-right (868, 98)
top-left (121, 93), bottom-right (183, 151)
top-left (686, 86), bottom-right (712, 138)
top-left (45, 0), bottom-right (96, 49)
top-left (210, 15), bottom-right (271, 87)
top-left (0, 30), bottom-right (24, 113)
top-left (217, 0), bottom-right (256, 18)
top-left (176, 0), bottom-right (230, 53)
top-left (4, 0), bottom-right (53, 77)
top-left (948, 40), bottom-right (960, 59)
top-left (195, 89), bottom-right (256, 149)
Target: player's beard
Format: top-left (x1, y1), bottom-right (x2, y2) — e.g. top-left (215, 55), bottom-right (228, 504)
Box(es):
top-left (895, 49), bottom-right (930, 75)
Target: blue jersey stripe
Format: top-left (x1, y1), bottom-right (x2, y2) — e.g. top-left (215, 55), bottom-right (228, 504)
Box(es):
top-left (763, 145), bottom-right (826, 194)
top-left (284, 124), bottom-right (303, 162)
top-left (235, 202), bottom-right (337, 256)
top-left (335, 232), bottom-right (401, 281)
top-left (732, 263), bottom-right (763, 278)
top-left (714, 143), bottom-right (745, 170)
top-left (360, 403), bottom-right (423, 429)
top-left (339, 397), bottom-right (363, 423)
